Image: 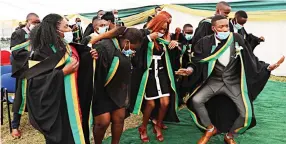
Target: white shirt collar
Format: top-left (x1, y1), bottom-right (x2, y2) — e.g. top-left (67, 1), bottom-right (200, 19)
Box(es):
top-left (230, 20), bottom-right (238, 33)
top-left (214, 35), bottom-right (221, 47)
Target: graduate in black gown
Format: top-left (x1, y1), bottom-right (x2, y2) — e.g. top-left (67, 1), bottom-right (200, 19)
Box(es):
top-left (81, 19), bottom-right (108, 48)
top-left (25, 14), bottom-right (98, 144)
top-left (185, 15), bottom-right (284, 144)
top-left (15, 22), bottom-right (26, 31)
top-left (83, 10), bottom-right (105, 38)
top-left (170, 24), bottom-right (194, 106)
top-left (72, 18), bottom-right (84, 43)
top-left (192, 1), bottom-right (231, 46)
top-left (128, 14), bottom-right (182, 143)
top-left (101, 12), bottom-right (116, 31)
top-left (92, 28), bottom-right (143, 144)
top-left (9, 12), bottom-right (40, 138)
top-left (229, 10), bottom-right (265, 51)
top-left (113, 9), bottom-right (125, 27)
top-left (171, 27), bottom-right (184, 43)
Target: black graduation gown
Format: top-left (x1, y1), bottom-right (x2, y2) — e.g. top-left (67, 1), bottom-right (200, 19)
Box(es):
top-left (81, 33), bottom-right (99, 49)
top-left (26, 43), bottom-right (93, 144)
top-left (192, 16), bottom-right (213, 46)
top-left (171, 33), bottom-right (185, 43)
top-left (10, 41), bottom-right (31, 115)
top-left (10, 28), bottom-right (29, 49)
top-left (169, 37), bottom-right (194, 104)
top-left (129, 37), bottom-right (180, 122)
top-left (229, 19), bottom-right (262, 51)
top-left (143, 15), bottom-right (155, 29)
top-left (81, 35), bottom-right (92, 46)
top-left (92, 39), bottom-right (131, 116)
top-left (186, 33), bottom-right (270, 133)
top-left (83, 23), bottom-right (94, 39)
top-left (73, 25), bottom-right (84, 43)
top-left (115, 18), bottom-right (125, 26)
top-left (10, 28), bottom-right (30, 115)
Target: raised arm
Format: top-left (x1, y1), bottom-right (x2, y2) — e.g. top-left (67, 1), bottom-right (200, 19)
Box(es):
top-left (89, 26), bottom-right (127, 44)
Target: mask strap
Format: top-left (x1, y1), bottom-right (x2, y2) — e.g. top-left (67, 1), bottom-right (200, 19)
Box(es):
top-left (122, 42), bottom-right (127, 51)
top-left (57, 30), bottom-right (64, 34)
top-left (128, 41), bottom-right (131, 50)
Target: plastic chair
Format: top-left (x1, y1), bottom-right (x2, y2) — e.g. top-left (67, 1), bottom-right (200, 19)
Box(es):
top-left (1, 65), bottom-right (12, 75)
top-left (1, 73), bottom-right (16, 133)
top-left (1, 50), bottom-right (11, 66)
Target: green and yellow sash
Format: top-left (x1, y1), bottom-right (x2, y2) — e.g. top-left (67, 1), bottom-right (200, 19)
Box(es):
top-left (29, 44), bottom-right (86, 143)
top-left (188, 33), bottom-right (252, 133)
top-left (53, 44), bottom-right (86, 144)
top-left (11, 41), bottom-right (31, 52)
top-left (104, 38), bottom-right (121, 86)
top-left (11, 40), bottom-right (31, 115)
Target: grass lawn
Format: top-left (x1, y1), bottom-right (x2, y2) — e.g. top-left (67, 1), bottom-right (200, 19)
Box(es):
top-left (1, 76), bottom-right (285, 144)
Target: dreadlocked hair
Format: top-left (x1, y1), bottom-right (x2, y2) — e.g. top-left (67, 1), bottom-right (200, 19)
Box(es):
top-left (30, 13), bottom-right (66, 54)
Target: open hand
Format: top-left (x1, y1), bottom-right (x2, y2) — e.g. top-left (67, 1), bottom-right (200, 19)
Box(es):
top-left (168, 40), bottom-right (178, 49)
top-left (149, 32), bottom-right (159, 40)
top-left (259, 36), bottom-right (265, 42)
top-left (268, 56), bottom-right (285, 71)
top-left (175, 68), bottom-right (193, 76)
top-left (90, 49), bottom-right (98, 59)
top-left (62, 57), bottom-right (79, 75)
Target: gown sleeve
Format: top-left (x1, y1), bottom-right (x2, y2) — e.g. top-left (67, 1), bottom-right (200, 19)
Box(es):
top-left (192, 22), bottom-right (213, 47)
top-left (235, 33), bottom-right (270, 100)
top-left (242, 28), bottom-right (261, 51)
top-left (83, 24), bottom-right (94, 38)
top-left (10, 30), bottom-right (26, 48)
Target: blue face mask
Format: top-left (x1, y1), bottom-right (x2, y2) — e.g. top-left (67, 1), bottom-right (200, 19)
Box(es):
top-left (215, 31), bottom-right (230, 40)
top-left (122, 49), bottom-right (134, 57)
top-left (185, 34), bottom-right (193, 41)
top-left (234, 19), bottom-right (243, 30)
top-left (122, 41), bottom-right (134, 57)
top-left (234, 23), bottom-right (243, 30)
top-left (98, 26), bottom-right (107, 34)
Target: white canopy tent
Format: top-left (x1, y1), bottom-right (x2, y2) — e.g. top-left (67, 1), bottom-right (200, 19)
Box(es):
top-left (0, 0), bottom-right (247, 20)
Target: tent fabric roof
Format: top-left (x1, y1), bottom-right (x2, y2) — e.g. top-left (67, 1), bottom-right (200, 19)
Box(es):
top-left (181, 1), bottom-right (286, 11)
top-left (78, 1), bottom-right (286, 20)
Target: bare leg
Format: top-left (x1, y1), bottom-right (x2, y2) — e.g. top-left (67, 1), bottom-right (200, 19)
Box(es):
top-left (142, 100), bottom-right (155, 127)
top-left (140, 100), bottom-right (155, 141)
top-left (110, 108), bottom-right (126, 144)
top-left (93, 113), bottom-right (111, 144)
top-left (154, 96), bottom-right (169, 141)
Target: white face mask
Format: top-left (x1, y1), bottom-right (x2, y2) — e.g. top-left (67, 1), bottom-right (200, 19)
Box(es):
top-left (106, 25), bottom-right (110, 31)
top-left (63, 31), bottom-right (73, 43)
top-left (97, 26), bottom-right (107, 34)
top-left (76, 22), bottom-right (81, 26)
top-left (29, 24), bottom-right (35, 31)
top-left (114, 14), bottom-right (119, 18)
top-left (158, 32), bottom-right (164, 38)
top-left (234, 19), bottom-right (243, 30)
